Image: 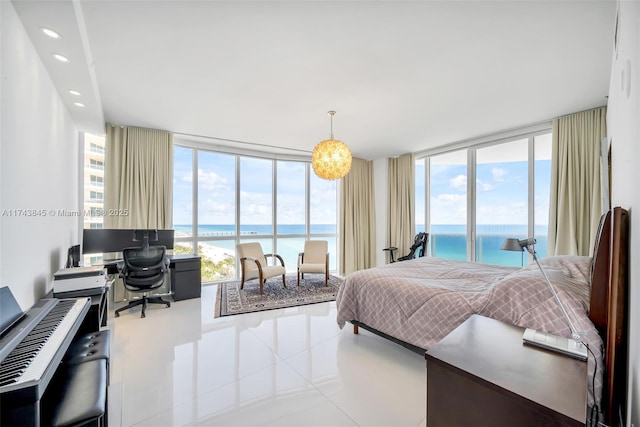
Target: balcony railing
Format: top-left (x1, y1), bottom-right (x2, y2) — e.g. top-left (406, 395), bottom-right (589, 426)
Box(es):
top-left (430, 232), bottom-right (548, 267)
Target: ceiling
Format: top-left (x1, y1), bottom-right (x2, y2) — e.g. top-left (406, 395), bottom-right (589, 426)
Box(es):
top-left (11, 0), bottom-right (616, 160)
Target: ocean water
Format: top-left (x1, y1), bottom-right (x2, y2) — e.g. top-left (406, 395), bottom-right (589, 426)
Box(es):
top-left (426, 224), bottom-right (548, 266)
top-left (174, 224), bottom-right (336, 237)
top-left (174, 224), bottom-right (547, 268)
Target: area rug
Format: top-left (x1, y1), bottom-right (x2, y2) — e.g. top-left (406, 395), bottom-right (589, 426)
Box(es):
top-left (215, 274), bottom-right (343, 317)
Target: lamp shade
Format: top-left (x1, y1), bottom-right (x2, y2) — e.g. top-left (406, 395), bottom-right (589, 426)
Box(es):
top-left (312, 139), bottom-right (352, 180)
top-left (501, 238), bottom-right (524, 252)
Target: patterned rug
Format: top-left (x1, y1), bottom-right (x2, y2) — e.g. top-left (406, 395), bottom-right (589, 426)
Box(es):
top-left (215, 274), bottom-right (343, 317)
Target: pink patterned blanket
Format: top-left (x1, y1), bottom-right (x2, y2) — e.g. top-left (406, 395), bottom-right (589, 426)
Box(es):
top-left (336, 255), bottom-right (602, 406)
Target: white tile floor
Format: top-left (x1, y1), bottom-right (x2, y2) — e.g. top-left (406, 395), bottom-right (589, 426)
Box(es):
top-left (107, 284), bottom-right (427, 426)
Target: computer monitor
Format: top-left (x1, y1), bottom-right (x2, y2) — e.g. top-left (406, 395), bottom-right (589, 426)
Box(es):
top-left (82, 229), bottom-right (174, 254)
top-left (133, 229), bottom-right (159, 249)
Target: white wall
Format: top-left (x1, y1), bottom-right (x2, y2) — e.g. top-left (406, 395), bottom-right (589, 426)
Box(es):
top-left (605, 2), bottom-right (638, 426)
top-left (1, 1), bottom-right (80, 310)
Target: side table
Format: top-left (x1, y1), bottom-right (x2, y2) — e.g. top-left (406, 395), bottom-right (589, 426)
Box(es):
top-left (425, 314), bottom-right (587, 427)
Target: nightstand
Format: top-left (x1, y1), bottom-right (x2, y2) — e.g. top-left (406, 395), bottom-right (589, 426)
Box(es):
top-left (425, 314), bottom-right (587, 427)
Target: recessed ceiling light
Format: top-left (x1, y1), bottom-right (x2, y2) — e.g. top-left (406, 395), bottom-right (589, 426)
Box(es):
top-left (42, 27), bottom-right (61, 39)
top-left (53, 54), bottom-right (69, 62)
top-left (74, 102), bottom-right (85, 107)
top-left (69, 90), bottom-right (81, 96)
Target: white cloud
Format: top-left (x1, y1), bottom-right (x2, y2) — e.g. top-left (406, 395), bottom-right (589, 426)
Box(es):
top-left (492, 167), bottom-right (508, 182)
top-left (477, 201), bottom-right (527, 224)
top-left (198, 168), bottom-right (228, 191)
top-left (198, 198), bottom-right (235, 222)
top-left (431, 193), bottom-right (467, 224)
top-left (449, 175), bottom-right (466, 190)
top-left (476, 179), bottom-right (494, 191)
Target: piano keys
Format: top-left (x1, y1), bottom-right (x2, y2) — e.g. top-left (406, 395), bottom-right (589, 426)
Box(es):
top-left (0, 290), bottom-right (90, 426)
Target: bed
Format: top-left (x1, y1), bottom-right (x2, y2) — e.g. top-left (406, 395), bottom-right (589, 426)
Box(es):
top-left (336, 207), bottom-right (629, 425)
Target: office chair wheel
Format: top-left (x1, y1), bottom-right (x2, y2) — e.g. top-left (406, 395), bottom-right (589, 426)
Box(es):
top-left (165, 302), bottom-right (171, 308)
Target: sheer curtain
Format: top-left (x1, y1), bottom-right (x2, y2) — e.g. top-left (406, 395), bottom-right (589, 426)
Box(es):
top-left (549, 107), bottom-right (606, 256)
top-left (340, 158), bottom-right (376, 275)
top-left (387, 153), bottom-right (415, 257)
top-left (104, 125), bottom-right (173, 229)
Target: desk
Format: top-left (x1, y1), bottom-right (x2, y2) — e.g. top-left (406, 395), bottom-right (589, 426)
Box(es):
top-left (425, 315), bottom-right (587, 427)
top-left (103, 254), bottom-right (201, 302)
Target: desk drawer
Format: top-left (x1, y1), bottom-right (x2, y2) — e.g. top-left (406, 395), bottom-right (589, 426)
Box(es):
top-left (171, 259), bottom-right (201, 271)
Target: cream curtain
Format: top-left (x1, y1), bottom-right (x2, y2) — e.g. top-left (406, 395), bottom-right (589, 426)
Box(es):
top-left (339, 158), bottom-right (376, 275)
top-left (387, 153), bottom-right (415, 257)
top-left (104, 125), bottom-right (173, 229)
top-left (548, 107), bottom-right (606, 256)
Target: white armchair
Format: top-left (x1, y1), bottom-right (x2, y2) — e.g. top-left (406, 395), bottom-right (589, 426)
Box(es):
top-left (237, 242), bottom-right (286, 295)
top-left (297, 240), bottom-right (329, 286)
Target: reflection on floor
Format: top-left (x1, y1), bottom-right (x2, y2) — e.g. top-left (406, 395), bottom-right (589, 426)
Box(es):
top-left (108, 285), bottom-right (427, 426)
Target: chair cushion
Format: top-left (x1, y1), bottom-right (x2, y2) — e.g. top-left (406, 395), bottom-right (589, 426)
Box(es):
top-left (51, 360), bottom-right (107, 426)
top-left (299, 263), bottom-right (326, 274)
top-left (245, 264), bottom-right (286, 280)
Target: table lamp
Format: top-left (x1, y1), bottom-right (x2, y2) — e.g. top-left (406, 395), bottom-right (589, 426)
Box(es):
top-left (501, 237), bottom-right (587, 360)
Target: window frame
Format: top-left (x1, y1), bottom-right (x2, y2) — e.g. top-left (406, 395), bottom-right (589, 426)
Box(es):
top-left (416, 124), bottom-right (552, 264)
top-left (173, 143), bottom-right (340, 283)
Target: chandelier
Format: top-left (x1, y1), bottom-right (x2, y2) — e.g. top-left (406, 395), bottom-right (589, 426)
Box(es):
top-left (312, 111), bottom-right (352, 180)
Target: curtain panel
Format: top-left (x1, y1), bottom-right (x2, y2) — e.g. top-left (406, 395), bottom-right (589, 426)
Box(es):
top-left (339, 158), bottom-right (376, 275)
top-left (549, 107), bottom-right (606, 256)
top-left (104, 125), bottom-right (174, 229)
top-left (387, 153), bottom-right (415, 257)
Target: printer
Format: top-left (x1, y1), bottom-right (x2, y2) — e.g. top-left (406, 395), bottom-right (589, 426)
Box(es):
top-left (53, 265), bottom-right (107, 298)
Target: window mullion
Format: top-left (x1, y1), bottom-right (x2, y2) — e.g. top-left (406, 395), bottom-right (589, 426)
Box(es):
top-left (467, 148), bottom-right (476, 262)
top-left (192, 148), bottom-right (198, 254)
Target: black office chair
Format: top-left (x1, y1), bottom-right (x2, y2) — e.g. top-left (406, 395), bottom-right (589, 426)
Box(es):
top-left (384, 232), bottom-right (429, 263)
top-left (114, 245), bottom-right (171, 318)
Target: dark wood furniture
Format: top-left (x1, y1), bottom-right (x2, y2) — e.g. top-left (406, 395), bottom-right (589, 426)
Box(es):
top-left (170, 254), bottom-right (202, 301)
top-left (426, 314), bottom-right (587, 427)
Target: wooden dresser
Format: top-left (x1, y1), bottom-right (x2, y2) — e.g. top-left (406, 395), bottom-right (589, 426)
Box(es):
top-left (425, 315), bottom-right (587, 427)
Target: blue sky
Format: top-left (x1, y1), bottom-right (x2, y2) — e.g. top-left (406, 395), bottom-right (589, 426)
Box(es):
top-left (416, 135), bottom-right (552, 227)
top-left (175, 135), bottom-right (550, 229)
top-left (173, 146), bottom-right (337, 226)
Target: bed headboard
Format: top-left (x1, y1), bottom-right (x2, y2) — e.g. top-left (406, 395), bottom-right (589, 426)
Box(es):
top-left (588, 206), bottom-right (629, 425)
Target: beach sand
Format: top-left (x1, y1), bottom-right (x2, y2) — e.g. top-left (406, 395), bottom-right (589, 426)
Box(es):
top-left (198, 242), bottom-right (235, 263)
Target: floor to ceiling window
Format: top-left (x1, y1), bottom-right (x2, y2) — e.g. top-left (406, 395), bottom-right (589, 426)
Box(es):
top-left (82, 133), bottom-right (106, 266)
top-left (427, 149), bottom-right (468, 261)
top-left (173, 145), bottom-right (339, 283)
top-left (475, 139), bottom-right (528, 266)
top-left (416, 129), bottom-right (552, 266)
